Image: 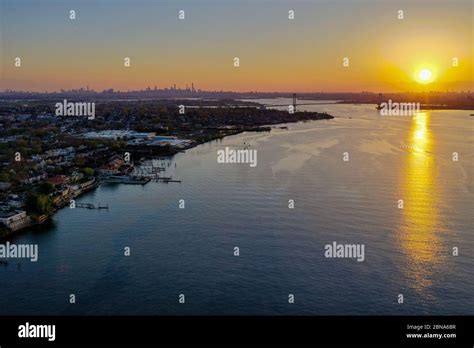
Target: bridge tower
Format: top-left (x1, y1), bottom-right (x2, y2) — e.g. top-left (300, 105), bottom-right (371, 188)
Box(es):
top-left (292, 93), bottom-right (297, 112)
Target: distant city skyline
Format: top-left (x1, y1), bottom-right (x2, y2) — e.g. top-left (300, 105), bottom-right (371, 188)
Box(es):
top-left (2, 84), bottom-right (473, 95)
top-left (1, 0), bottom-right (472, 93)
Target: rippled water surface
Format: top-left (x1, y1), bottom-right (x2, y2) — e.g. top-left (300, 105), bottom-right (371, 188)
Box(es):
top-left (0, 102), bottom-right (472, 315)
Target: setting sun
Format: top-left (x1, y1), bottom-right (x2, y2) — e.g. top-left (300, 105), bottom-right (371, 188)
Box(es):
top-left (419, 69), bottom-right (432, 81)
top-left (416, 68), bottom-right (435, 84)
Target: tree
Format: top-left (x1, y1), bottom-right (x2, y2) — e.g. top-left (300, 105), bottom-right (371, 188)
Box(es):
top-left (25, 192), bottom-right (53, 214)
top-left (83, 167), bottom-right (94, 177)
top-left (38, 182), bottom-right (55, 195)
top-left (36, 194), bottom-right (53, 214)
top-left (25, 193), bottom-right (39, 212)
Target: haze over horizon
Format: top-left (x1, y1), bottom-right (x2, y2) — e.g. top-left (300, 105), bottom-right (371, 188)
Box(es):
top-left (1, 0), bottom-right (473, 93)
top-left (2, 85), bottom-right (473, 95)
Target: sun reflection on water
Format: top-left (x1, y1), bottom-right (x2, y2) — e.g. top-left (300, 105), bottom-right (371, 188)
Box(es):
top-left (399, 112), bottom-right (445, 297)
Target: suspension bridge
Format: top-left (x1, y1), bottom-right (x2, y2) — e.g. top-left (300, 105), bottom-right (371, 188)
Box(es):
top-left (225, 94), bottom-right (339, 111)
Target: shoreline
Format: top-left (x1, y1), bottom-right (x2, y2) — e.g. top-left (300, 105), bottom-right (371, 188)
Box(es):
top-left (125, 111), bottom-right (334, 157)
top-left (1, 115), bottom-right (335, 240)
top-left (0, 180), bottom-right (99, 240)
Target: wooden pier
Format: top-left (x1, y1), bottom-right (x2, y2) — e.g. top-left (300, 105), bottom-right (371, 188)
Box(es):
top-left (76, 203), bottom-right (109, 210)
top-left (156, 177), bottom-right (182, 183)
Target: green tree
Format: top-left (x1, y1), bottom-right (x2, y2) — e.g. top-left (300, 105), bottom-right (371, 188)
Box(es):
top-left (36, 194), bottom-right (53, 214)
top-left (25, 193), bottom-right (53, 214)
top-left (38, 182), bottom-right (55, 195)
top-left (82, 167), bottom-right (94, 177)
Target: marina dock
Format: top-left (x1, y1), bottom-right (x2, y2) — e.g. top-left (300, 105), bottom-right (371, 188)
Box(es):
top-left (99, 175), bottom-right (151, 185)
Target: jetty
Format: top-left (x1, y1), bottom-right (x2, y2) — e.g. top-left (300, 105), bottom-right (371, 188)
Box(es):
top-left (76, 203), bottom-right (109, 210)
top-left (155, 177), bottom-right (182, 183)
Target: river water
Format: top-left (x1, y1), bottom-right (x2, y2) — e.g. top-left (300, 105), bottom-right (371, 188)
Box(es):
top-left (0, 100), bottom-right (472, 315)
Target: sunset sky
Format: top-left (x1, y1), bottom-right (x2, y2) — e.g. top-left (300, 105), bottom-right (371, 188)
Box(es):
top-left (1, 0), bottom-right (472, 92)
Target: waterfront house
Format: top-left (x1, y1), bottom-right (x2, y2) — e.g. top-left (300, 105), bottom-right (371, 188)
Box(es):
top-left (52, 187), bottom-right (71, 207)
top-left (6, 194), bottom-right (25, 208)
top-left (70, 171), bottom-right (84, 181)
top-left (0, 210), bottom-right (30, 231)
top-left (98, 155), bottom-right (124, 175)
top-left (79, 178), bottom-right (96, 190)
top-left (48, 175), bottom-right (69, 186)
